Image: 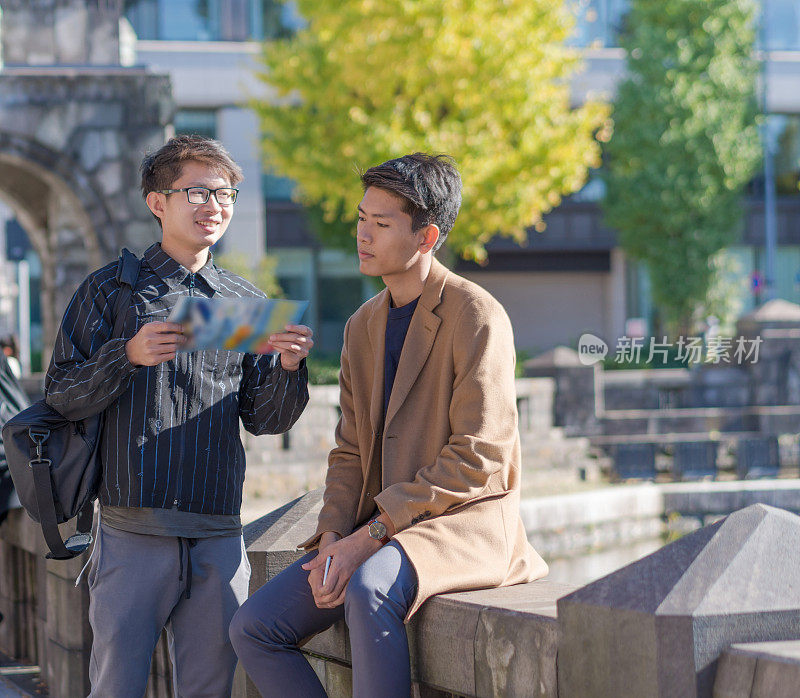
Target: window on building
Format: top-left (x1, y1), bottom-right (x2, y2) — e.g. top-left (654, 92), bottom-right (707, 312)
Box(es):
top-left (124, 0), bottom-right (297, 41)
top-left (174, 109), bottom-right (217, 139)
top-left (749, 115), bottom-right (800, 198)
top-left (763, 0), bottom-right (800, 50)
top-left (570, 169), bottom-right (607, 202)
top-left (568, 0), bottom-right (629, 48)
top-left (566, 1), bottom-right (800, 51)
top-left (773, 115), bottom-right (800, 196)
top-left (318, 276), bottom-right (364, 353)
top-left (262, 171), bottom-right (296, 201)
top-left (276, 275), bottom-right (306, 300)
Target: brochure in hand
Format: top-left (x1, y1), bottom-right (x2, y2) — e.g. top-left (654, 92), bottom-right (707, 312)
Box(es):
top-left (168, 296), bottom-right (309, 354)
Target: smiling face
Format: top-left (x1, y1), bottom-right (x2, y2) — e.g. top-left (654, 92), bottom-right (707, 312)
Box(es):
top-left (146, 160), bottom-right (234, 256)
top-left (356, 186), bottom-right (436, 281)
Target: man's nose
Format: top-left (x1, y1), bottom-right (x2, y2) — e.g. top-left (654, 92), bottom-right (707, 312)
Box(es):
top-left (203, 195), bottom-right (223, 214)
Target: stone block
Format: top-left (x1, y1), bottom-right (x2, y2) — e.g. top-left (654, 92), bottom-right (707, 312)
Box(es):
top-left (34, 103), bottom-right (81, 150)
top-left (45, 570), bottom-right (91, 651)
top-left (45, 640), bottom-right (90, 698)
top-left (303, 619), bottom-right (350, 663)
top-left (559, 504), bottom-right (800, 697)
top-left (409, 594), bottom-right (482, 696)
top-left (244, 489), bottom-right (323, 589)
top-left (230, 662), bottom-right (251, 698)
top-left (78, 130), bottom-right (105, 171)
top-left (78, 103), bottom-right (124, 130)
top-left (714, 641), bottom-right (800, 698)
top-left (321, 659), bottom-right (353, 697)
top-left (713, 647), bottom-right (756, 698)
top-left (306, 655), bottom-right (327, 689)
top-left (662, 480), bottom-right (800, 520)
top-left (472, 585), bottom-right (563, 697)
top-left (752, 660), bottom-right (800, 697)
top-left (0, 509), bottom-right (46, 555)
top-left (96, 160), bottom-right (123, 196)
top-left (54, 4), bottom-right (89, 64)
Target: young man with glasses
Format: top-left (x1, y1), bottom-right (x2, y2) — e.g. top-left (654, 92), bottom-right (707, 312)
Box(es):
top-left (45, 135), bottom-right (313, 697)
top-left (230, 153), bottom-right (548, 697)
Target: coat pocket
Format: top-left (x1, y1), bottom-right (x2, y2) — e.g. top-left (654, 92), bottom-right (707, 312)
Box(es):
top-left (442, 487), bottom-right (513, 515)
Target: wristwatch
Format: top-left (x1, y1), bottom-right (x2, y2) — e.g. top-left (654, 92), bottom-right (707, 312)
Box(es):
top-left (368, 517), bottom-right (390, 545)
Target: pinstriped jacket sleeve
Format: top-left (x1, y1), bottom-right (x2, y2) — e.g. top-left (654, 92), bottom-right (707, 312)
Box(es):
top-left (44, 271), bottom-right (140, 422)
top-left (238, 353), bottom-right (309, 435)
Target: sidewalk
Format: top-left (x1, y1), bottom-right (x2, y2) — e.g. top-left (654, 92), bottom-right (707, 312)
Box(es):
top-left (0, 653), bottom-right (43, 697)
top-left (0, 675), bottom-right (35, 697)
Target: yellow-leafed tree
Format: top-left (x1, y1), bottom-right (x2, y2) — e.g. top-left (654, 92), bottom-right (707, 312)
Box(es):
top-left (254, 0), bottom-right (610, 261)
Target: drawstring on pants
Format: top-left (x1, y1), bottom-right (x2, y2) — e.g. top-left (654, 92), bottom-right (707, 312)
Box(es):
top-left (177, 537), bottom-right (198, 599)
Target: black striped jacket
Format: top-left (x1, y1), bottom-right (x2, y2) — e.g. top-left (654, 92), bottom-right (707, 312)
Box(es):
top-left (45, 243), bottom-right (308, 515)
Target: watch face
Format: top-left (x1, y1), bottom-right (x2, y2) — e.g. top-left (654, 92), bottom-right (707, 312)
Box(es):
top-left (369, 520), bottom-right (387, 540)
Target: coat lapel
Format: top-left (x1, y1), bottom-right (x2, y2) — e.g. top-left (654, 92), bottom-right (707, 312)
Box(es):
top-left (385, 259), bottom-right (448, 427)
top-left (366, 288), bottom-right (390, 433)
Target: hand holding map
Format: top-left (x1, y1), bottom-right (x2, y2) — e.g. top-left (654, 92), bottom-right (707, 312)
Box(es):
top-left (168, 296), bottom-right (309, 354)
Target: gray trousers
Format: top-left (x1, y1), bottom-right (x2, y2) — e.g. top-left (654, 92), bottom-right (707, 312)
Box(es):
top-left (230, 541), bottom-right (418, 698)
top-left (86, 522), bottom-right (250, 698)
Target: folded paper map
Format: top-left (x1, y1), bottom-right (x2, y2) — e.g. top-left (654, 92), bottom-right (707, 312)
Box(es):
top-left (168, 296), bottom-right (309, 354)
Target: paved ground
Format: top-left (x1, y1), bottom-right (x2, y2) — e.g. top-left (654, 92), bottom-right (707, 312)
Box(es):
top-left (0, 653), bottom-right (42, 697)
top-left (0, 675), bottom-right (34, 697)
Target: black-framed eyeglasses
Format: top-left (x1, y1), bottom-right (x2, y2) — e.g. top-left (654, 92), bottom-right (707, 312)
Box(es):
top-left (156, 186), bottom-right (238, 206)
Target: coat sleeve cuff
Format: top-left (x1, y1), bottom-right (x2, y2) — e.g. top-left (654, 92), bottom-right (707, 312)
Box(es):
top-left (373, 487), bottom-right (415, 533)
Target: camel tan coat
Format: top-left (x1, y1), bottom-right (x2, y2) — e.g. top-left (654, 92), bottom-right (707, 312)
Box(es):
top-left (300, 258), bottom-right (548, 620)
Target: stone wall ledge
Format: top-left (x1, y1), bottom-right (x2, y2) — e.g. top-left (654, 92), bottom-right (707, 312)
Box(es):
top-left (520, 480), bottom-right (800, 535)
top-left (297, 582), bottom-right (573, 698)
top-left (714, 641), bottom-right (800, 698)
top-left (242, 489), bottom-right (576, 698)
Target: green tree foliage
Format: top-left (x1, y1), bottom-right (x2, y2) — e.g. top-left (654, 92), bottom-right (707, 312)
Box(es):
top-left (253, 0), bottom-right (609, 261)
top-left (603, 0), bottom-right (761, 334)
top-left (214, 252), bottom-right (284, 298)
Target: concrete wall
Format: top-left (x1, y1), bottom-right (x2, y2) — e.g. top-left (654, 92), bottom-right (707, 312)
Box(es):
top-left (461, 270), bottom-right (613, 353)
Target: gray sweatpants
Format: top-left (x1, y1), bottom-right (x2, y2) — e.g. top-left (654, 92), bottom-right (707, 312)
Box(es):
top-left (86, 522), bottom-right (250, 698)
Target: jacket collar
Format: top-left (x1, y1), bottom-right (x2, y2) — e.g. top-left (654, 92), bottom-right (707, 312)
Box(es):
top-left (366, 257), bottom-right (449, 431)
top-left (143, 243), bottom-right (221, 293)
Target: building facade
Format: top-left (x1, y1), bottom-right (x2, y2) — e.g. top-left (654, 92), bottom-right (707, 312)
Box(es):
top-left (2, 0), bottom-right (799, 365)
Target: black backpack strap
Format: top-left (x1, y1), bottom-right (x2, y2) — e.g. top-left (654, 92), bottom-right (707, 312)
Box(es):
top-left (27, 428), bottom-right (93, 560)
top-left (34, 250), bottom-right (140, 560)
top-left (111, 248), bottom-right (141, 339)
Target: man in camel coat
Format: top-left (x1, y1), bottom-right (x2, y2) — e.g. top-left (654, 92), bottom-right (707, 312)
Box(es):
top-left (231, 153), bottom-right (548, 697)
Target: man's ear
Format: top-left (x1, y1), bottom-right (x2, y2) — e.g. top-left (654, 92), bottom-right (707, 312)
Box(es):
top-left (145, 191), bottom-right (166, 223)
top-left (419, 224), bottom-right (440, 254)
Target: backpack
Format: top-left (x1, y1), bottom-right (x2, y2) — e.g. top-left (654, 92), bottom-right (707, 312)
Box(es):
top-left (1, 249), bottom-right (140, 559)
top-left (0, 352), bottom-right (31, 523)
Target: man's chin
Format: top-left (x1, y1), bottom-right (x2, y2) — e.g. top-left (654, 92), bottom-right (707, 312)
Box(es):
top-left (358, 260), bottom-right (381, 276)
top-left (195, 229), bottom-right (225, 248)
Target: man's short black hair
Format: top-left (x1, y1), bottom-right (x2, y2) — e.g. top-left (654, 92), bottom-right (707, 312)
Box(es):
top-left (140, 135), bottom-right (243, 228)
top-left (360, 153), bottom-right (462, 251)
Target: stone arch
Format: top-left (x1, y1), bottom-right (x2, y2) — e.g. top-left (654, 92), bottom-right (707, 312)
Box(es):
top-left (0, 8), bottom-right (174, 364)
top-left (0, 133), bottom-right (117, 361)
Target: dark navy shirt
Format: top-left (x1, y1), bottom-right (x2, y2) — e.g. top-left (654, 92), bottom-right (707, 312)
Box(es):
top-left (384, 297), bottom-right (419, 418)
